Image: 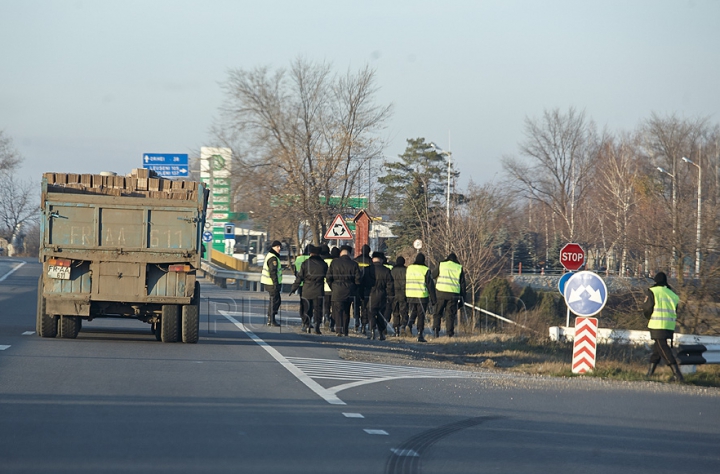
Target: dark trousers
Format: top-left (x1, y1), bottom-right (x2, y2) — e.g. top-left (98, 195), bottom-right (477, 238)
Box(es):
top-left (298, 287), bottom-right (309, 324)
top-left (323, 294), bottom-right (333, 326)
top-left (433, 297), bottom-right (459, 336)
top-left (333, 298), bottom-right (353, 335)
top-left (392, 298), bottom-right (408, 328)
top-left (267, 287), bottom-right (281, 320)
top-left (368, 295), bottom-right (388, 332)
top-left (408, 301), bottom-right (428, 333)
top-left (353, 295), bottom-right (369, 327)
top-left (303, 296), bottom-right (323, 330)
top-left (649, 330), bottom-right (677, 366)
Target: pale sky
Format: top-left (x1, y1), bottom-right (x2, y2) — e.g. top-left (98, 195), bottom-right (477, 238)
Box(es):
top-left (1, 0), bottom-right (718, 188)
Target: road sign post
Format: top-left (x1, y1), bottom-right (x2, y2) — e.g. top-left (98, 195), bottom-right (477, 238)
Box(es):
top-left (560, 243), bottom-right (585, 271)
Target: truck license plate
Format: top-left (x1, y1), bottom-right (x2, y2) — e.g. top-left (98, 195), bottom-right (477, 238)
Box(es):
top-left (48, 265), bottom-right (71, 280)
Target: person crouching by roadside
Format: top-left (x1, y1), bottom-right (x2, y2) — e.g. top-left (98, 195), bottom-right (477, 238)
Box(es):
top-left (643, 271), bottom-right (683, 382)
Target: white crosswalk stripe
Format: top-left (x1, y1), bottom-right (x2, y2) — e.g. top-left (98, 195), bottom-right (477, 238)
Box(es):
top-left (285, 356), bottom-right (482, 382)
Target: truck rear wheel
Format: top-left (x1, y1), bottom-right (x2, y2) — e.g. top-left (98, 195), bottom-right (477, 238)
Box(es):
top-left (181, 282), bottom-right (200, 344)
top-left (161, 305), bottom-right (180, 343)
top-left (36, 277), bottom-right (57, 338)
top-left (58, 316), bottom-right (80, 339)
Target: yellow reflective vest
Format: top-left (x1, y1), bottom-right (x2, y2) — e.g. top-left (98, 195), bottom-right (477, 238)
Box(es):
top-left (294, 255), bottom-right (309, 287)
top-left (406, 264), bottom-right (429, 298)
top-left (261, 252), bottom-right (282, 286)
top-left (648, 286), bottom-right (679, 331)
top-left (436, 261), bottom-right (462, 294)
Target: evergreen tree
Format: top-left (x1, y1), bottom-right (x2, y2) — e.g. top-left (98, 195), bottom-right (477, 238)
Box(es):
top-left (378, 138), bottom-right (452, 255)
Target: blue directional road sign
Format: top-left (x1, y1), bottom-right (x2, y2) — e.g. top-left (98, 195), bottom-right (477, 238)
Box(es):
top-left (563, 271), bottom-right (608, 317)
top-left (558, 272), bottom-right (574, 295)
top-left (202, 231), bottom-right (213, 243)
top-left (143, 153), bottom-right (189, 177)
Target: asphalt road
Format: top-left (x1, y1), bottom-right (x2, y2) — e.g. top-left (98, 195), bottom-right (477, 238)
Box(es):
top-left (1, 258), bottom-right (719, 473)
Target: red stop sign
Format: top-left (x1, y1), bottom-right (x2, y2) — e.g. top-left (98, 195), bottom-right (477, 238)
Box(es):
top-left (560, 243), bottom-right (585, 271)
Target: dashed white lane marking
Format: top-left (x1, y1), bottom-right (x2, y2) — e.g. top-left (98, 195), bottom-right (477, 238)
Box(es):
top-left (0, 345), bottom-right (10, 351)
top-left (391, 449), bottom-right (420, 457)
top-left (22, 331), bottom-right (34, 336)
top-left (0, 261), bottom-right (26, 282)
top-left (343, 413), bottom-right (364, 418)
top-left (219, 309), bottom-right (486, 406)
top-left (364, 429), bottom-right (389, 435)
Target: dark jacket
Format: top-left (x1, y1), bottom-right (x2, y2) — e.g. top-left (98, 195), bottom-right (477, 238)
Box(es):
top-left (354, 251), bottom-right (375, 297)
top-left (326, 255), bottom-right (361, 302)
top-left (369, 261), bottom-right (394, 308)
top-left (391, 264), bottom-right (407, 301)
top-left (290, 255), bottom-right (328, 300)
top-left (432, 259), bottom-right (467, 301)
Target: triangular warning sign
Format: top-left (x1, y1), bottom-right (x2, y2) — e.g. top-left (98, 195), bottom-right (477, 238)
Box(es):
top-left (324, 214), bottom-right (353, 240)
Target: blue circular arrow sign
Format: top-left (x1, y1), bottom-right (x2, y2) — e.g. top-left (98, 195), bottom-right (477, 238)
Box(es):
top-left (558, 272), bottom-right (574, 295)
top-left (202, 231), bottom-right (213, 243)
top-left (563, 271), bottom-right (608, 317)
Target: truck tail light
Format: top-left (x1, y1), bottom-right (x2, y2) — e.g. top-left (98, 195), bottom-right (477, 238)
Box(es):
top-left (169, 265), bottom-right (191, 273)
top-left (48, 258), bottom-right (71, 267)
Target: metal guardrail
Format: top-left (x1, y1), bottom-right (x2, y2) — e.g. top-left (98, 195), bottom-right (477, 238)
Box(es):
top-left (200, 260), bottom-right (295, 292)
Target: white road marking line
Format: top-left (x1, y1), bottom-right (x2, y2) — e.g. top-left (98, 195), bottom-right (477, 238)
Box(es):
top-left (219, 310), bottom-right (346, 405)
top-left (0, 345), bottom-right (10, 350)
top-left (22, 331), bottom-right (35, 336)
top-left (0, 261), bottom-right (26, 282)
top-left (343, 413), bottom-right (364, 418)
top-left (391, 449), bottom-right (420, 457)
top-left (364, 429), bottom-right (389, 435)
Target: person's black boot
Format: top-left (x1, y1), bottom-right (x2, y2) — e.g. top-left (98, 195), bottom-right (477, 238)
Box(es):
top-left (417, 330), bottom-right (426, 343)
top-left (270, 315), bottom-right (280, 327)
top-left (669, 363), bottom-right (685, 383)
top-left (314, 324), bottom-right (322, 335)
top-left (646, 362), bottom-right (658, 377)
top-left (433, 328), bottom-right (440, 338)
top-left (379, 331), bottom-right (385, 341)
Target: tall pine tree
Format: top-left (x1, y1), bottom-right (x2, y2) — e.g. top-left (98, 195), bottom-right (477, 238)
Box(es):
top-left (378, 138), bottom-right (452, 255)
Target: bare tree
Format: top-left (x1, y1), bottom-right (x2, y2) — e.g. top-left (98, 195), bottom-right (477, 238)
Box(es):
top-left (0, 130), bottom-right (23, 172)
top-left (211, 58), bottom-right (391, 245)
top-left (0, 173), bottom-right (38, 254)
top-left (502, 107), bottom-right (601, 243)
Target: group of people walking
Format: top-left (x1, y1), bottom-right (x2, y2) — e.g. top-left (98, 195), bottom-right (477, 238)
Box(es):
top-left (261, 240), bottom-right (466, 342)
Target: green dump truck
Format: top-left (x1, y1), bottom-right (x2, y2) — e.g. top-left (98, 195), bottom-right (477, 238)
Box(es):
top-left (37, 170), bottom-right (208, 343)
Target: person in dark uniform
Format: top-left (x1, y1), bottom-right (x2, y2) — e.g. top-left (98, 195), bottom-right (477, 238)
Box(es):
top-left (643, 271), bottom-right (683, 382)
top-left (405, 253), bottom-right (436, 342)
top-left (293, 245), bottom-right (311, 330)
top-left (325, 245), bottom-right (361, 336)
top-left (261, 240), bottom-right (283, 327)
top-left (390, 256), bottom-right (408, 336)
top-left (319, 244), bottom-right (337, 330)
top-left (289, 245), bottom-right (328, 335)
top-left (432, 253), bottom-right (467, 338)
top-left (367, 251), bottom-right (394, 340)
top-left (353, 244), bottom-right (374, 334)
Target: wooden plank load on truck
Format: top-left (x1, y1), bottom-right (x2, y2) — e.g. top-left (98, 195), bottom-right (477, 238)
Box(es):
top-left (37, 169), bottom-right (209, 343)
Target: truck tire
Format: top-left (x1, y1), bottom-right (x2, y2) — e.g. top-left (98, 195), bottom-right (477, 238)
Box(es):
top-left (161, 305), bottom-right (180, 343)
top-left (36, 277), bottom-right (57, 338)
top-left (182, 282), bottom-right (200, 344)
top-left (58, 316), bottom-right (80, 339)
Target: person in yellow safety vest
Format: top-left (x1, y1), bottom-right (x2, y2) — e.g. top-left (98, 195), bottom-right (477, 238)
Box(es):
top-left (261, 240), bottom-right (283, 327)
top-left (405, 252), bottom-right (436, 342)
top-left (642, 271), bottom-right (683, 382)
top-left (431, 253), bottom-right (467, 338)
top-left (294, 246), bottom-right (311, 331)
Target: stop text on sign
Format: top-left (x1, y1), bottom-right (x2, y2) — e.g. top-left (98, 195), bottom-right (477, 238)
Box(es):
top-left (561, 251), bottom-right (584, 262)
